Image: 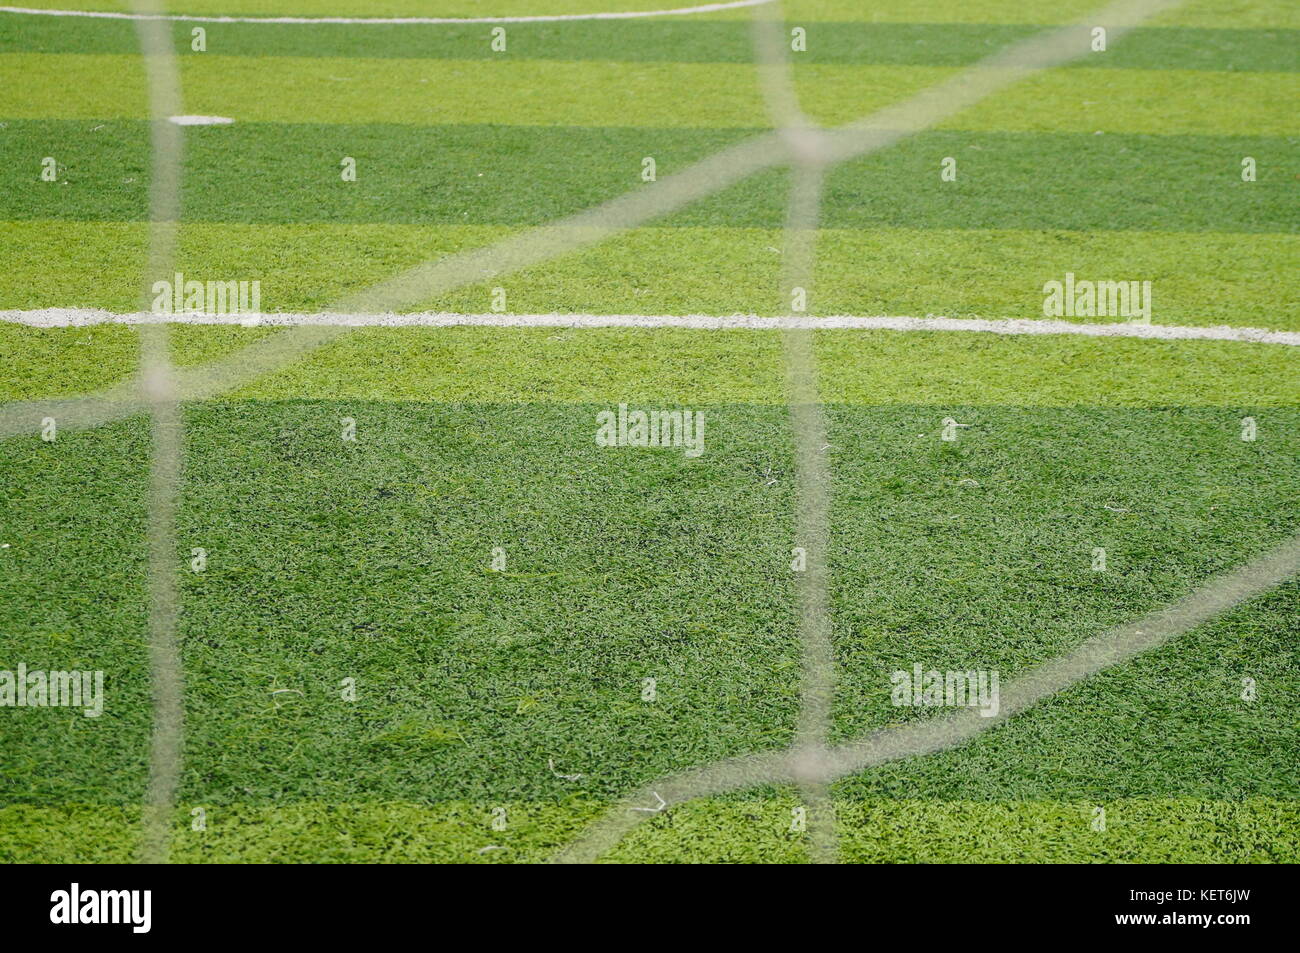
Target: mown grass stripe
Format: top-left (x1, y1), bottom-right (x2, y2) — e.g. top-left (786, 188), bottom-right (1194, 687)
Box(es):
top-left (2, 402), bottom-right (1295, 808)
top-left (4, 16), bottom-right (1296, 71)
top-left (3, 322), bottom-right (1297, 405)
top-left (3, 54), bottom-right (1294, 133)
top-left (1, 798), bottom-right (1294, 863)
top-left (1, 221), bottom-right (1294, 328)
top-left (939, 67), bottom-right (1298, 134)
top-left (3, 121), bottom-right (1292, 233)
top-left (833, 585), bottom-right (1300, 803)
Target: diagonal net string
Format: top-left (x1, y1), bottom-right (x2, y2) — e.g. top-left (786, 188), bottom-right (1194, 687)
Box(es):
top-left (551, 529), bottom-right (1300, 861)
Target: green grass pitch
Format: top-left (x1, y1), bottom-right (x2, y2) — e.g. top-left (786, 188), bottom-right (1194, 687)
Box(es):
top-left (0, 0), bottom-right (1296, 863)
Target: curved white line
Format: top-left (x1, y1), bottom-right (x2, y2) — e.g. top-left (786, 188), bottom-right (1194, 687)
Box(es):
top-left (0, 1), bottom-right (774, 25)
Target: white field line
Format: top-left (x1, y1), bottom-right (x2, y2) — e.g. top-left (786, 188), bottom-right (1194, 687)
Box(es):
top-left (167, 114), bottom-right (233, 125)
top-left (6, 308), bottom-right (1299, 346)
top-left (0, 1), bottom-right (774, 24)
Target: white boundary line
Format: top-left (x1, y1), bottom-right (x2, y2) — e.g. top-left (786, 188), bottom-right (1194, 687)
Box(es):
top-left (0, 1), bottom-right (775, 24)
top-left (5, 308), bottom-right (1299, 345)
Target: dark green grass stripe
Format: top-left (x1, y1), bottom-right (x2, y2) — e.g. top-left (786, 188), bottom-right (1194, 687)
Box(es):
top-left (3, 120), bottom-right (1294, 232)
top-left (834, 584), bottom-right (1300, 801)
top-left (1, 402), bottom-right (1296, 804)
top-left (827, 404), bottom-right (1300, 800)
top-left (0, 402), bottom-right (802, 804)
top-left (1, 18), bottom-right (1296, 70)
top-left (4, 798), bottom-right (1295, 863)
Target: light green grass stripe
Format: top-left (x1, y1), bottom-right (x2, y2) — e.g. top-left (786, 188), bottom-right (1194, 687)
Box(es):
top-left (1, 222), bottom-right (1295, 328)
top-left (810, 227), bottom-right (1299, 329)
top-left (2, 53), bottom-right (1294, 133)
top-left (624, 798), bottom-right (1300, 863)
top-left (3, 323), bottom-right (1296, 407)
top-left (1, 798), bottom-right (1293, 863)
top-left (0, 54), bottom-right (921, 129)
top-left (940, 68), bottom-right (1298, 134)
top-left (236, 329), bottom-right (1300, 406)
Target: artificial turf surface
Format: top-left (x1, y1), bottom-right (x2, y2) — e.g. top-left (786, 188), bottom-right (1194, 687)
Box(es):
top-left (1, 392), bottom-right (1297, 860)
top-left (0, 0), bottom-right (1297, 863)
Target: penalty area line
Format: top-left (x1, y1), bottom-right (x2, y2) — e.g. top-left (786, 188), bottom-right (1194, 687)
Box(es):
top-left (0, 1), bottom-right (776, 25)
top-left (3, 309), bottom-right (1298, 346)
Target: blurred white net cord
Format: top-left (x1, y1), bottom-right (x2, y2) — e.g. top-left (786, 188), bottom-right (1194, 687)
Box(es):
top-left (11, 0), bottom-right (1297, 864)
top-left (748, 1), bottom-right (838, 864)
top-left (553, 532), bottom-right (1300, 861)
top-left (129, 0), bottom-right (186, 865)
